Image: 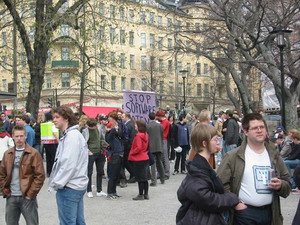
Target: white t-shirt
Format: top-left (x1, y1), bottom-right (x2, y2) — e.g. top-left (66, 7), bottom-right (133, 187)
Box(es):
top-left (238, 145), bottom-right (273, 207)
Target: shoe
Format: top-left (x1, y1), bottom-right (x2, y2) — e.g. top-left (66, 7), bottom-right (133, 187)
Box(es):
top-left (113, 194), bottom-right (121, 198)
top-left (144, 194), bottom-right (149, 200)
top-left (181, 171), bottom-right (187, 174)
top-left (150, 182), bottom-right (157, 187)
top-left (165, 176), bottom-right (169, 180)
top-left (107, 195), bottom-right (117, 200)
top-left (160, 180), bottom-right (165, 184)
top-left (96, 191), bottom-right (107, 197)
top-left (170, 160), bottom-right (175, 163)
top-left (173, 171), bottom-right (179, 175)
top-left (132, 195), bottom-right (144, 200)
top-left (87, 192), bottom-right (93, 198)
top-left (127, 177), bottom-right (136, 183)
top-left (292, 188), bottom-right (300, 194)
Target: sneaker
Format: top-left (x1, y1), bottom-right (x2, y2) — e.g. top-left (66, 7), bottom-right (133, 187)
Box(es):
top-left (144, 194), bottom-right (149, 200)
top-left (96, 191), bottom-right (107, 197)
top-left (173, 171), bottom-right (179, 175)
top-left (292, 188), bottom-right (300, 194)
top-left (181, 171), bottom-right (187, 174)
top-left (132, 195), bottom-right (144, 200)
top-left (87, 192), bottom-right (93, 198)
top-left (107, 195), bottom-right (117, 200)
top-left (150, 182), bottom-right (157, 187)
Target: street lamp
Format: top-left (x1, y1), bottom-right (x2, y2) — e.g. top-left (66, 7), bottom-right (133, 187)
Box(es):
top-left (179, 70), bottom-right (188, 116)
top-left (270, 29), bottom-right (292, 130)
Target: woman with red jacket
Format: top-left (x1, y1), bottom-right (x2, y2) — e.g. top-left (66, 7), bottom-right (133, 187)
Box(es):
top-left (128, 120), bottom-right (150, 200)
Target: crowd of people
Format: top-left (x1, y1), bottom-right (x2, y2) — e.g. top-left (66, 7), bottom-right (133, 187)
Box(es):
top-left (0, 107), bottom-right (299, 224)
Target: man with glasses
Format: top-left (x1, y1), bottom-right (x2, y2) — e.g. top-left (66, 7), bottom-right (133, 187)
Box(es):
top-left (217, 113), bottom-right (290, 225)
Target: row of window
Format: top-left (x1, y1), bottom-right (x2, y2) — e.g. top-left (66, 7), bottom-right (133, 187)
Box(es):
top-left (98, 3), bottom-right (203, 32)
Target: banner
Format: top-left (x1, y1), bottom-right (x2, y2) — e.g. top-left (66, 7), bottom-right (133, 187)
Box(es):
top-left (123, 90), bottom-right (156, 123)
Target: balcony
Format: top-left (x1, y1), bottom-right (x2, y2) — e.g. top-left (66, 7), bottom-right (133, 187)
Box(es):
top-left (52, 60), bottom-right (79, 69)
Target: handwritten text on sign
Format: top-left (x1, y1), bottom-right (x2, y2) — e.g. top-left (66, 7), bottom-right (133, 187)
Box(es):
top-left (123, 90), bottom-right (156, 123)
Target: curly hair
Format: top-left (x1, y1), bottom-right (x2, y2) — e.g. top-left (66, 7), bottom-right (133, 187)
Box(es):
top-left (51, 106), bottom-right (77, 127)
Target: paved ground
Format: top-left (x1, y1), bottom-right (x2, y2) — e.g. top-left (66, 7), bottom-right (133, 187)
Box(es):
top-left (0, 162), bottom-right (298, 225)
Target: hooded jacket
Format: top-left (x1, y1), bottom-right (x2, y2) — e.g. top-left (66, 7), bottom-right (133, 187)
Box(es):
top-left (128, 132), bottom-right (149, 161)
top-left (49, 125), bottom-right (88, 191)
top-left (176, 154), bottom-right (239, 225)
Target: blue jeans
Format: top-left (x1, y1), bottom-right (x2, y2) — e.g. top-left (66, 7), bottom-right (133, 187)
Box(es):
top-left (284, 159), bottom-right (300, 188)
top-left (222, 143), bottom-right (237, 157)
top-left (6, 196), bottom-right (39, 225)
top-left (56, 187), bottom-right (86, 225)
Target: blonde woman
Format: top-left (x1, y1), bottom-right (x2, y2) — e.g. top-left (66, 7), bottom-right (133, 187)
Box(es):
top-left (176, 124), bottom-right (239, 225)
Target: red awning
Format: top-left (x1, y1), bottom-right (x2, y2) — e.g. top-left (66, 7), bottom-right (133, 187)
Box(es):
top-left (81, 106), bottom-right (120, 118)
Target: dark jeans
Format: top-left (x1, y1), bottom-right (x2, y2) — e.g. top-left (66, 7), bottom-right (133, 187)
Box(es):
top-left (6, 196), bottom-right (39, 225)
top-left (87, 153), bottom-right (106, 192)
top-left (119, 147), bottom-right (134, 182)
top-left (233, 205), bottom-right (272, 225)
top-left (107, 155), bottom-right (123, 195)
top-left (151, 152), bottom-right (165, 184)
top-left (44, 144), bottom-right (58, 176)
top-left (167, 140), bottom-right (175, 160)
top-left (174, 145), bottom-right (189, 172)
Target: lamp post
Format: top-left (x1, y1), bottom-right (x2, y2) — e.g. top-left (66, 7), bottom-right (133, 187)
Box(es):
top-left (270, 29), bottom-right (292, 130)
top-left (179, 70), bottom-right (188, 116)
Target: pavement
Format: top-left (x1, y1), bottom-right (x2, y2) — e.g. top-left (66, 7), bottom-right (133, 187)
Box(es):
top-left (0, 162), bottom-right (298, 225)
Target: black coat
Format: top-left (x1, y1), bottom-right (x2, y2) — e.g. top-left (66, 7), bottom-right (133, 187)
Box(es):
top-left (176, 154), bottom-right (239, 225)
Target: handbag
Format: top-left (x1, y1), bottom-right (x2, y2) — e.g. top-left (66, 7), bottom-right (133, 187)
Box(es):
top-left (148, 151), bottom-right (155, 165)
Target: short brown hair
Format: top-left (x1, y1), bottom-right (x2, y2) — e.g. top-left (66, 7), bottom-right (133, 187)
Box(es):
top-left (108, 111), bottom-right (118, 121)
top-left (292, 131), bottom-right (300, 141)
top-left (135, 120), bottom-right (146, 133)
top-left (199, 109), bottom-right (210, 122)
top-left (242, 113), bottom-right (267, 131)
top-left (12, 124), bottom-right (26, 135)
top-left (190, 124), bottom-right (217, 153)
top-left (51, 106), bottom-right (77, 127)
top-left (87, 118), bottom-right (98, 127)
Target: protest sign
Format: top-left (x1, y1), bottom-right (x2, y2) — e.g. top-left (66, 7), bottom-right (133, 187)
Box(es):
top-left (123, 90), bottom-right (156, 123)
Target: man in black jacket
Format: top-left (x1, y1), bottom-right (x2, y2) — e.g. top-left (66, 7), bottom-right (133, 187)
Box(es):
top-left (222, 109), bottom-right (239, 156)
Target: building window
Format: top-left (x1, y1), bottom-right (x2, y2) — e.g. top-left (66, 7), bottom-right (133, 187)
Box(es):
top-left (46, 49), bottom-right (51, 64)
top-left (129, 31), bottom-right (134, 45)
top-left (204, 63), bottom-right (209, 75)
top-left (168, 60), bottom-right (173, 73)
top-left (169, 82), bottom-right (174, 95)
top-left (100, 51), bottom-right (106, 66)
top-left (101, 75), bottom-right (106, 89)
top-left (2, 79), bottom-right (7, 91)
top-left (120, 53), bottom-right (125, 68)
top-left (187, 83), bottom-right (192, 96)
top-left (130, 78), bottom-right (135, 90)
top-left (150, 34), bottom-right (155, 48)
top-left (110, 5), bottom-right (115, 18)
top-left (2, 32), bottom-right (6, 46)
top-left (121, 77), bottom-right (126, 90)
top-left (45, 74), bottom-right (51, 89)
top-left (140, 33), bottom-right (146, 47)
top-left (21, 77), bottom-right (26, 92)
top-left (211, 86), bottom-right (214, 97)
top-left (2, 12), bottom-right (7, 23)
top-left (159, 81), bottom-right (164, 94)
top-left (186, 22), bottom-right (190, 31)
top-left (99, 3), bottom-right (105, 16)
top-left (159, 59), bottom-right (164, 72)
top-left (196, 63), bottom-right (201, 75)
top-left (60, 24), bottom-right (69, 36)
top-left (21, 53), bottom-right (27, 67)
top-left (204, 84), bottom-right (209, 97)
top-left (99, 26), bottom-right (105, 40)
top-left (1, 56), bottom-right (6, 69)
top-left (149, 12), bottom-right (155, 24)
top-left (61, 72), bottom-right (70, 88)
top-left (167, 18), bottom-right (172, 29)
top-left (120, 29), bottom-right (126, 44)
top-left (61, 47), bottom-right (70, 60)
top-left (176, 61), bottom-right (182, 74)
top-left (167, 38), bottom-right (173, 51)
top-left (128, 9), bottom-right (134, 22)
top-left (111, 76), bottom-right (116, 90)
top-left (195, 23), bottom-right (200, 32)
top-left (130, 54), bottom-right (135, 69)
top-left (218, 87), bottom-right (223, 98)
top-left (158, 37), bottom-right (163, 50)
top-left (110, 52), bottom-right (116, 67)
top-left (119, 7), bottom-right (125, 20)
top-left (187, 63), bottom-right (191, 75)
top-left (178, 83), bottom-right (183, 95)
top-left (140, 11), bottom-right (146, 24)
top-left (110, 28), bottom-right (115, 43)
top-left (197, 84), bottom-right (202, 96)
top-left (157, 16), bottom-right (162, 27)
top-left (175, 20), bottom-right (181, 31)
top-left (141, 78), bottom-right (147, 91)
top-left (141, 56), bottom-right (147, 70)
